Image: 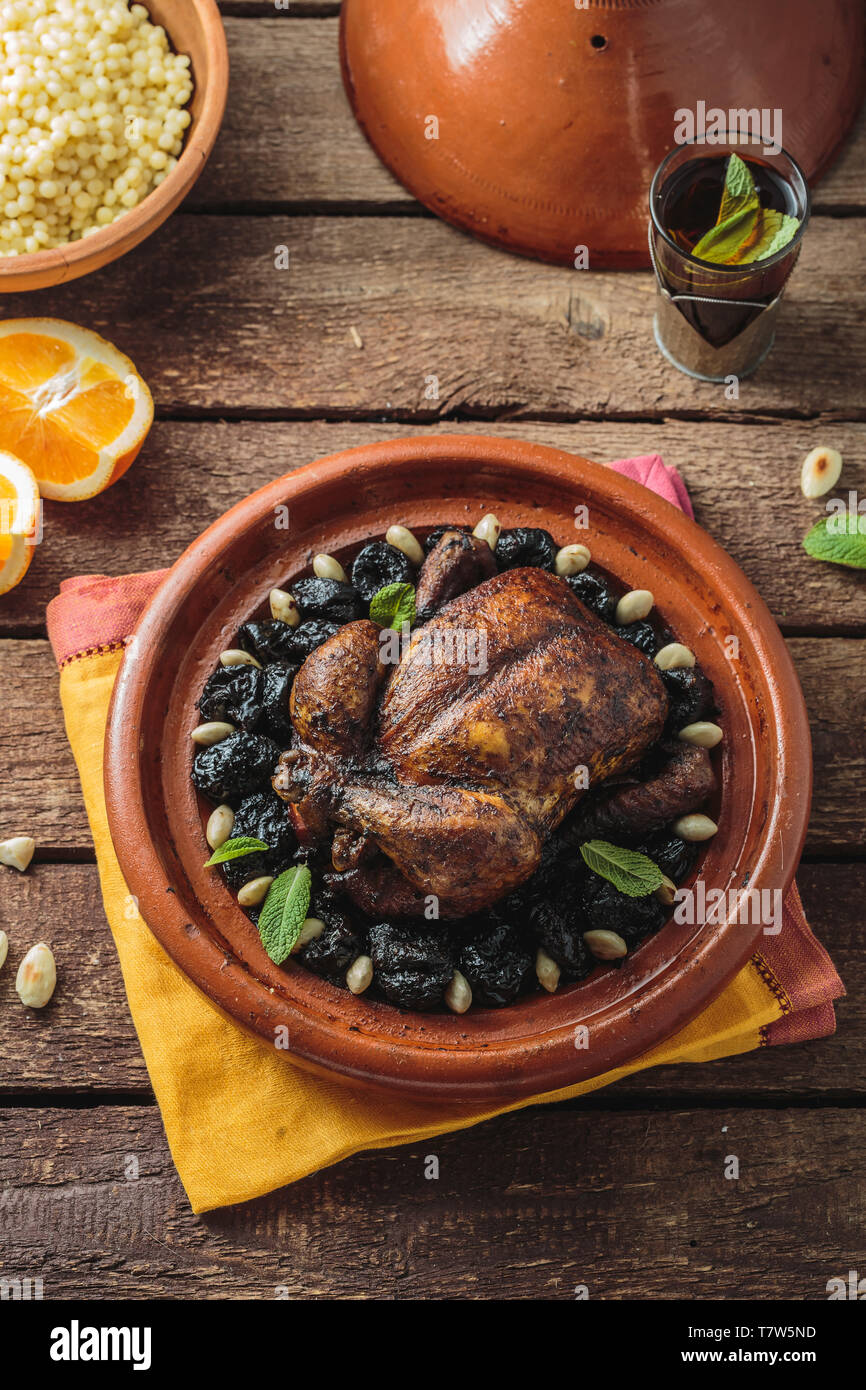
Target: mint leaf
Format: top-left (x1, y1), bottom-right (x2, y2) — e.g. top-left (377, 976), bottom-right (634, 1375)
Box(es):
top-left (802, 514), bottom-right (866, 569)
top-left (735, 209), bottom-right (800, 264)
top-left (369, 582), bottom-right (416, 630)
top-left (205, 836), bottom-right (269, 867)
top-left (580, 840), bottom-right (663, 898)
top-left (692, 204), bottom-right (759, 264)
top-left (257, 865), bottom-right (312, 964)
top-left (717, 152), bottom-right (759, 224)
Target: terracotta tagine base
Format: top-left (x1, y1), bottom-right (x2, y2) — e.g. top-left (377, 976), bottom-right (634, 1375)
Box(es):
top-left (104, 436), bottom-right (812, 1104)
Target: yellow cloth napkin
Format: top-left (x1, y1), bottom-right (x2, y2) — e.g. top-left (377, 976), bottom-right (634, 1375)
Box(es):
top-left (64, 644), bottom-right (795, 1213)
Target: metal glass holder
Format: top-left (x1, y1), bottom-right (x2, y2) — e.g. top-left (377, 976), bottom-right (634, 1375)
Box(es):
top-left (648, 225), bottom-right (783, 383)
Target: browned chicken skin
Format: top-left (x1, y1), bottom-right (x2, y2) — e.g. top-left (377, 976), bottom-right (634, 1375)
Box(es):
top-left (274, 565), bottom-right (671, 917)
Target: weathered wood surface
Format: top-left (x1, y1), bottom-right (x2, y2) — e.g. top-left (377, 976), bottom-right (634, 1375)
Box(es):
top-left (199, 17), bottom-right (866, 213)
top-left (1, 1104), bottom-right (862, 1298)
top-left (3, 216), bottom-right (865, 421)
top-left (3, 419), bottom-right (864, 636)
top-left (0, 5), bottom-right (864, 1301)
top-left (0, 637), bottom-right (860, 853)
top-left (0, 861), bottom-right (858, 1099)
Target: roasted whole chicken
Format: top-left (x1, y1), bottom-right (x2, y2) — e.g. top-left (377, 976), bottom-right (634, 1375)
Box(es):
top-left (273, 532), bottom-right (712, 918)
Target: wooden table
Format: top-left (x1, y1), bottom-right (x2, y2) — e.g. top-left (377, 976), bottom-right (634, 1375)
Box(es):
top-left (2, 4), bottom-right (865, 1300)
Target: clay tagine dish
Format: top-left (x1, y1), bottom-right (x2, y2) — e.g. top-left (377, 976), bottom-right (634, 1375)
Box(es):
top-left (104, 436), bottom-right (811, 1104)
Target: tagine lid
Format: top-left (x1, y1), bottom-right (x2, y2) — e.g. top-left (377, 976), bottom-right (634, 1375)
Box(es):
top-left (340, 0), bottom-right (865, 268)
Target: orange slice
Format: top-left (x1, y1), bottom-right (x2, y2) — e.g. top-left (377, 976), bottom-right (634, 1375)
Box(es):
top-left (0, 319), bottom-right (154, 502)
top-left (0, 451), bottom-right (41, 596)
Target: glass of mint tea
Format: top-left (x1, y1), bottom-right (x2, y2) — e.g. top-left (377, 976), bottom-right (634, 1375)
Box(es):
top-left (649, 137), bottom-right (810, 381)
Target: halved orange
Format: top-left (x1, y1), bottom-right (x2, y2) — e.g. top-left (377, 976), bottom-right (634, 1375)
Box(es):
top-left (0, 319), bottom-right (153, 502)
top-left (0, 451), bottom-right (41, 596)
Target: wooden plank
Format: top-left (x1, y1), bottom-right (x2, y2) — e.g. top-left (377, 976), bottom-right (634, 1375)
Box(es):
top-left (193, 20), bottom-right (406, 209)
top-left (0, 862), bottom-right (859, 1097)
top-left (2, 420), bottom-right (865, 636)
top-left (2, 216), bottom-right (865, 419)
top-left (0, 636), bottom-right (862, 854)
top-left (219, 2), bottom-right (340, 14)
top-left (197, 18), bottom-right (866, 211)
top-left (1, 1103), bottom-right (863, 1297)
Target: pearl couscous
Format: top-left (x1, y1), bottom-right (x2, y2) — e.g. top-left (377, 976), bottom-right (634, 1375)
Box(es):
top-left (0, 0), bottom-right (193, 256)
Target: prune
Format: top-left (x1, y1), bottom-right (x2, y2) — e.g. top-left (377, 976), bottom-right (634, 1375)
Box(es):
top-left (424, 524), bottom-right (467, 553)
top-left (525, 898), bottom-right (591, 982)
top-left (291, 577), bottom-right (364, 626)
top-left (238, 617), bottom-right (338, 666)
top-left (510, 829), bottom-right (587, 909)
top-left (197, 666), bottom-right (262, 728)
top-left (495, 527), bottom-right (556, 571)
top-left (259, 663), bottom-right (296, 743)
top-left (615, 620), bottom-right (658, 656)
top-left (299, 899), bottom-right (366, 985)
top-left (368, 922), bottom-right (455, 1011)
top-left (661, 665), bottom-right (716, 732)
top-left (583, 879), bottom-right (667, 948)
top-left (566, 567), bottom-right (619, 623)
top-left (191, 731), bottom-right (281, 802)
top-left (458, 917), bottom-right (532, 1007)
top-left (351, 541), bottom-right (415, 601)
top-left (238, 620), bottom-right (301, 665)
top-left (197, 662), bottom-right (295, 740)
top-left (636, 831), bottom-right (698, 885)
top-left (220, 789), bottom-right (297, 890)
top-left (291, 620), bottom-right (339, 661)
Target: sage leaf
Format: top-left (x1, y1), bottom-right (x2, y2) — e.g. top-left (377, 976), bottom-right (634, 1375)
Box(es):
top-left (204, 836), bottom-right (269, 867)
top-left (257, 865), bottom-right (312, 964)
top-left (369, 581), bottom-right (416, 630)
top-left (580, 840), bottom-right (664, 898)
top-left (802, 514), bottom-right (866, 570)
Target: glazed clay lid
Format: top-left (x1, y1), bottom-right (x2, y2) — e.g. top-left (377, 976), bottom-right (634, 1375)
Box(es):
top-left (340, 0), bottom-right (865, 267)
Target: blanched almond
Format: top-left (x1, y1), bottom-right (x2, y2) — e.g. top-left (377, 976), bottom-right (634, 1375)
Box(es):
top-left (237, 876), bottom-right (273, 907)
top-left (444, 969), bottom-right (473, 1013)
top-left (386, 525), bottom-right (424, 566)
top-left (801, 446), bottom-right (842, 499)
top-left (206, 804), bottom-right (235, 850)
top-left (654, 642), bottom-right (696, 671)
top-left (219, 649), bottom-right (262, 669)
top-left (535, 947), bottom-right (561, 993)
top-left (555, 543), bottom-right (591, 576)
top-left (269, 587), bottom-right (301, 626)
top-left (615, 589), bottom-right (654, 625)
top-left (678, 721), bottom-right (723, 749)
top-left (583, 929), bottom-right (628, 961)
top-left (313, 553), bottom-right (349, 583)
top-left (656, 874), bottom-right (677, 907)
top-left (673, 813), bottom-right (718, 842)
top-left (292, 917), bottom-right (326, 954)
top-left (191, 722), bottom-right (235, 747)
top-left (346, 954), bottom-right (373, 995)
top-left (0, 836), bottom-right (35, 872)
top-left (15, 942), bottom-right (56, 1008)
top-left (472, 513), bottom-right (501, 550)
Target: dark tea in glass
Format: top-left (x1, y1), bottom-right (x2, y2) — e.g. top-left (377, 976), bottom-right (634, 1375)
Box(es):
top-left (649, 138), bottom-right (809, 381)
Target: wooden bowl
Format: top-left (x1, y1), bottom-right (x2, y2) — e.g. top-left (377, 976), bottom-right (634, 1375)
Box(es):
top-left (0, 0), bottom-right (228, 294)
top-left (104, 436), bottom-right (812, 1104)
